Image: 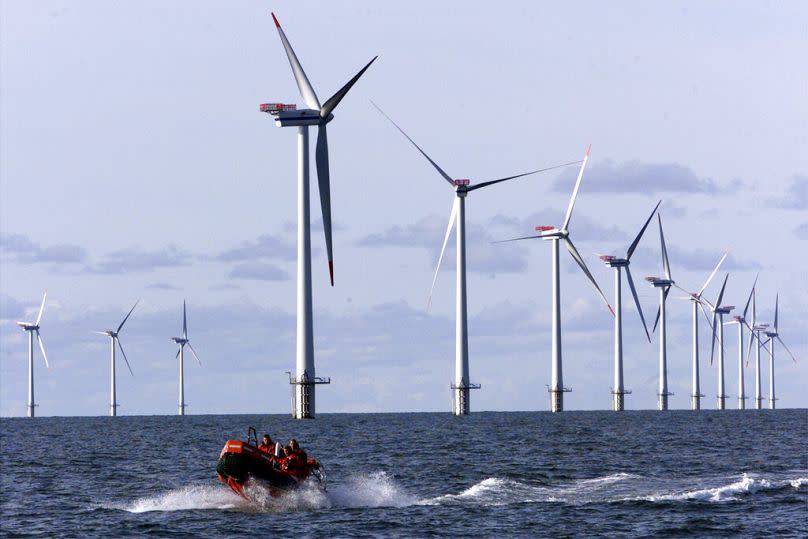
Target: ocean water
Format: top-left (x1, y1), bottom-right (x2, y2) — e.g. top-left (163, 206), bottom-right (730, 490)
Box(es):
top-left (1, 410), bottom-right (806, 537)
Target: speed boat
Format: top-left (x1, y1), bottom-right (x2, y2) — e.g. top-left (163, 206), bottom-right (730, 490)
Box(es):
top-left (216, 427), bottom-right (324, 498)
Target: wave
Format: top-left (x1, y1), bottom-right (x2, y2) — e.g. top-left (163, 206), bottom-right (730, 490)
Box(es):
top-left (111, 471), bottom-right (806, 513)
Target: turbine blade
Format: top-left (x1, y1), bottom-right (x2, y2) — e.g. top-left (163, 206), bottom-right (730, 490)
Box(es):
top-left (658, 214), bottom-right (672, 280)
top-left (320, 56), bottom-right (378, 119)
top-left (428, 198), bottom-right (458, 310)
top-left (715, 274), bottom-right (729, 310)
top-left (775, 336), bottom-right (796, 363)
top-left (742, 274), bottom-right (758, 319)
top-left (183, 300), bottom-right (188, 339)
top-left (175, 347), bottom-right (181, 359)
top-left (117, 299), bottom-right (140, 334)
top-left (625, 265), bottom-right (650, 342)
top-left (188, 342), bottom-right (202, 366)
top-left (698, 253), bottom-right (727, 297)
top-left (35, 290), bottom-right (47, 326)
top-left (93, 331), bottom-right (110, 336)
top-left (565, 237), bottom-right (614, 316)
top-left (561, 144), bottom-right (591, 231)
top-left (626, 200), bottom-right (662, 260)
top-left (746, 328), bottom-right (755, 366)
top-left (316, 124), bottom-right (335, 285)
top-left (493, 234), bottom-right (542, 244)
top-left (710, 311), bottom-right (718, 365)
top-left (651, 287), bottom-right (670, 333)
top-left (271, 13), bottom-right (321, 110)
top-left (36, 330), bottom-right (50, 370)
top-left (370, 101), bottom-right (454, 185)
top-left (466, 161), bottom-right (581, 192)
top-left (699, 301), bottom-right (713, 331)
top-left (117, 338), bottom-right (134, 376)
top-left (773, 294), bottom-right (779, 332)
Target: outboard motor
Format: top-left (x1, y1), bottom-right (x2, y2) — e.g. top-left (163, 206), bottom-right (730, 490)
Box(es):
top-left (274, 441), bottom-right (282, 458)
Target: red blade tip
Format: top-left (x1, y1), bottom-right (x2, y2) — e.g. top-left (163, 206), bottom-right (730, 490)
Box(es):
top-left (586, 144), bottom-right (592, 157)
top-left (328, 260), bottom-right (334, 287)
top-left (271, 13), bottom-right (281, 28)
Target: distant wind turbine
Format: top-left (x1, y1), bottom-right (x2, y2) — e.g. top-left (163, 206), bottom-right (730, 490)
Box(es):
top-left (15, 291), bottom-right (50, 417)
top-left (744, 285), bottom-right (769, 409)
top-left (261, 12), bottom-right (376, 418)
top-left (671, 252), bottom-right (727, 410)
top-left (598, 200), bottom-right (660, 411)
top-left (499, 146), bottom-right (614, 412)
top-left (94, 300), bottom-right (139, 416)
top-left (372, 102), bottom-right (580, 415)
top-left (646, 215), bottom-right (674, 410)
top-left (725, 277), bottom-right (759, 410)
top-left (709, 274), bottom-right (733, 410)
top-left (173, 301), bottom-right (201, 416)
top-left (763, 294), bottom-right (798, 409)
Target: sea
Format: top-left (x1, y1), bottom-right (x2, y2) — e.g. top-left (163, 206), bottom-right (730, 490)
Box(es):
top-left (1, 410), bottom-right (806, 537)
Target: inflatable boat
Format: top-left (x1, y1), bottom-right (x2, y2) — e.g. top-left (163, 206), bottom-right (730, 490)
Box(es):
top-left (216, 428), bottom-right (324, 498)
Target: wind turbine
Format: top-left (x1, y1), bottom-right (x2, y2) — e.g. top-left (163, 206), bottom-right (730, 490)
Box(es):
top-left (15, 291), bottom-right (50, 417)
top-left (646, 215), bottom-right (674, 411)
top-left (94, 300), bottom-right (139, 416)
top-left (261, 13), bottom-right (376, 418)
top-left (670, 252), bottom-right (727, 410)
top-left (499, 145), bottom-right (614, 413)
top-left (598, 200), bottom-right (660, 411)
top-left (744, 285), bottom-right (769, 409)
top-left (763, 294), bottom-right (798, 409)
top-left (709, 274), bottom-right (733, 410)
top-left (372, 103), bottom-right (580, 415)
top-left (725, 277), bottom-right (758, 410)
top-left (172, 300), bottom-right (201, 416)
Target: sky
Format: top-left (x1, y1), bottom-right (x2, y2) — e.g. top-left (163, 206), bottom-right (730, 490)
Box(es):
top-left (1, 1), bottom-right (806, 416)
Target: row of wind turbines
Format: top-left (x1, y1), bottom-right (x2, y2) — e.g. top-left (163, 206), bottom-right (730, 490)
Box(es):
top-left (15, 297), bottom-right (202, 417)
top-left (260, 12), bottom-right (799, 417)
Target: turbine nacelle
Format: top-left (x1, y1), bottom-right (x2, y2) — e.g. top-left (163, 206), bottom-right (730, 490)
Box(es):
top-left (600, 255), bottom-right (628, 267)
top-left (261, 105), bottom-right (333, 127)
top-left (714, 305), bottom-right (734, 314)
top-left (646, 276), bottom-right (674, 287)
top-left (172, 337), bottom-right (188, 345)
top-left (16, 322), bottom-right (39, 331)
top-left (534, 226), bottom-right (566, 239)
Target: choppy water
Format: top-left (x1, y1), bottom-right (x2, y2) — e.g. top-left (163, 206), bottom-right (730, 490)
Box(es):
top-left (1, 411), bottom-right (806, 537)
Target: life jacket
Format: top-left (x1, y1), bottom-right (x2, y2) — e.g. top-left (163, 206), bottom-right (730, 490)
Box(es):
top-left (258, 443), bottom-right (273, 454)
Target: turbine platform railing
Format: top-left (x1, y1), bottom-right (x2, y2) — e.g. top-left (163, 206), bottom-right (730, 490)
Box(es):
top-left (610, 388), bottom-right (632, 411)
top-left (286, 371), bottom-right (331, 419)
top-left (450, 382), bottom-right (481, 415)
top-left (547, 385), bottom-right (572, 412)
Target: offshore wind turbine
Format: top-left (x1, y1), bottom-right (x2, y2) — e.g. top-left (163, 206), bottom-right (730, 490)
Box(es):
top-left (744, 285), bottom-right (769, 409)
top-left (709, 274), bottom-right (733, 410)
top-left (372, 103), bottom-right (580, 415)
top-left (15, 291), bottom-right (50, 417)
top-left (172, 301), bottom-right (201, 416)
top-left (763, 295), bottom-right (798, 409)
top-left (646, 215), bottom-right (674, 410)
top-left (499, 146), bottom-right (614, 413)
top-left (598, 200), bottom-right (660, 411)
top-left (94, 300), bottom-right (139, 416)
top-left (671, 253), bottom-right (726, 410)
top-left (725, 277), bottom-right (758, 410)
top-left (261, 13), bottom-right (376, 418)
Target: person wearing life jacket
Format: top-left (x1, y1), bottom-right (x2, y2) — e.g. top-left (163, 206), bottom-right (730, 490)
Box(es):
top-left (282, 440), bottom-right (309, 477)
top-left (258, 434), bottom-right (274, 454)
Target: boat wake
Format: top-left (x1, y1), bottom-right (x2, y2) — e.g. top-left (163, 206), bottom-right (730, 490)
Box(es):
top-left (112, 470), bottom-right (807, 513)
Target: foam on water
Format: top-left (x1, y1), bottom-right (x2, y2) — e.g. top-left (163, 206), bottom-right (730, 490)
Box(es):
top-left (641, 473), bottom-right (808, 503)
top-left (115, 484), bottom-right (249, 513)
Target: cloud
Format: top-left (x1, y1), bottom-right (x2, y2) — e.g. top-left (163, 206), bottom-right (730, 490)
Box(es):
top-left (215, 233), bottom-right (296, 262)
top-left (630, 245), bottom-right (760, 275)
top-left (768, 175), bottom-right (808, 210)
top-left (0, 294), bottom-right (25, 322)
top-left (228, 262), bottom-right (289, 281)
top-left (88, 245), bottom-right (192, 274)
top-left (795, 223), bottom-right (808, 240)
top-left (0, 233), bottom-right (87, 264)
top-left (553, 160), bottom-right (718, 194)
top-left (357, 215), bottom-right (529, 274)
top-left (146, 282), bottom-right (178, 290)
top-left (491, 209), bottom-right (628, 242)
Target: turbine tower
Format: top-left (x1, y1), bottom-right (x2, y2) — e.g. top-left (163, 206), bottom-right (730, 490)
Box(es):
top-left (500, 146), bottom-right (614, 412)
top-left (15, 291), bottom-right (50, 417)
top-left (671, 253), bottom-right (727, 410)
top-left (172, 301), bottom-right (201, 416)
top-left (94, 300), bottom-right (139, 416)
top-left (709, 274), bottom-right (733, 410)
top-left (763, 295), bottom-right (798, 409)
top-left (646, 215), bottom-right (674, 410)
top-left (372, 103), bottom-right (579, 415)
top-left (262, 13), bottom-right (376, 418)
top-left (726, 277), bottom-right (758, 410)
top-left (744, 286), bottom-right (768, 409)
top-left (598, 200), bottom-right (660, 411)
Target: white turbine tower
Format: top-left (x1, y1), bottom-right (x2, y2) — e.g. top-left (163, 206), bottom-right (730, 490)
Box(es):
top-left (709, 274), bottom-right (733, 410)
top-left (15, 291), bottom-right (50, 417)
top-left (372, 103), bottom-right (580, 415)
top-left (172, 301), bottom-right (201, 416)
top-left (725, 277), bottom-right (759, 410)
top-left (744, 285), bottom-right (770, 409)
top-left (762, 295), bottom-right (798, 409)
top-left (670, 253), bottom-right (727, 410)
top-left (262, 13), bottom-right (376, 419)
top-left (94, 300), bottom-right (139, 416)
top-left (500, 146), bottom-right (614, 413)
top-left (598, 200), bottom-right (660, 411)
top-left (646, 215), bottom-right (674, 411)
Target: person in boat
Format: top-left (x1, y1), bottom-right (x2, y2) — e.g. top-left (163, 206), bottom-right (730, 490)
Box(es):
top-left (258, 434), bottom-right (274, 454)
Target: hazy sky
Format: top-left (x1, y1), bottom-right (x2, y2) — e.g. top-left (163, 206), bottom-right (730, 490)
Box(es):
top-left (1, 1), bottom-right (806, 416)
